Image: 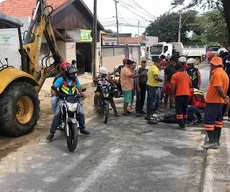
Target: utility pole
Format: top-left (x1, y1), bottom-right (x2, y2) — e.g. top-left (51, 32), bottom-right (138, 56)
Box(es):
top-left (92, 0), bottom-right (97, 79)
top-left (114, 0), bottom-right (119, 45)
top-left (178, 12), bottom-right (182, 43)
top-left (137, 20), bottom-right (140, 45)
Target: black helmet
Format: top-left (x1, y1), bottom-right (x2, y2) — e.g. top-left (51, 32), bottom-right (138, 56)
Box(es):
top-left (64, 66), bottom-right (78, 80)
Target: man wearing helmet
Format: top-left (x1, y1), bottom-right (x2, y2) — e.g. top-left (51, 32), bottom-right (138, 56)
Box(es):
top-left (186, 58), bottom-right (201, 89)
top-left (51, 62), bottom-right (71, 112)
top-left (93, 67), bottom-right (119, 116)
top-left (47, 65), bottom-right (90, 141)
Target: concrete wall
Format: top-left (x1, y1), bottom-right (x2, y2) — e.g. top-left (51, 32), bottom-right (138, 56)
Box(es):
top-left (65, 42), bottom-right (76, 63)
top-left (57, 41), bottom-right (66, 59)
top-left (101, 45), bottom-right (140, 72)
top-left (102, 55), bottom-right (125, 72)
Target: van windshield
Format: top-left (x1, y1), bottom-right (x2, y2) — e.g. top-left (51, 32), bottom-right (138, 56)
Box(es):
top-left (207, 46), bottom-right (220, 52)
top-left (151, 45), bottom-right (163, 55)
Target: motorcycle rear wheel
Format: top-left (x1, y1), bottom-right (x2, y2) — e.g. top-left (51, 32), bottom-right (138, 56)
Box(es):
top-left (66, 123), bottom-right (78, 152)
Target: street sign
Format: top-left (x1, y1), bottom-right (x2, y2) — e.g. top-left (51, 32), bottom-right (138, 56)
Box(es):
top-left (81, 30), bottom-right (92, 42)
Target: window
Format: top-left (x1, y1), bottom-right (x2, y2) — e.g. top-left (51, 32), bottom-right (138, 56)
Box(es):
top-left (105, 42), bottom-right (109, 45)
top-left (163, 46), bottom-right (168, 53)
top-left (111, 42), bottom-right (115, 45)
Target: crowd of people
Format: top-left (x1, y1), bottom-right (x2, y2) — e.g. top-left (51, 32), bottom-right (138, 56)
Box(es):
top-left (98, 52), bottom-right (229, 149)
top-left (47, 49), bottom-right (230, 149)
top-left (112, 55), bottom-right (203, 123)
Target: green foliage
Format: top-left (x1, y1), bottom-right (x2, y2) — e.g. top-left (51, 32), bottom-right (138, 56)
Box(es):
top-left (171, 0), bottom-right (220, 9)
top-left (199, 10), bottom-right (227, 46)
top-left (145, 11), bottom-right (200, 45)
top-left (145, 8), bottom-right (227, 46)
top-left (171, 0), bottom-right (230, 45)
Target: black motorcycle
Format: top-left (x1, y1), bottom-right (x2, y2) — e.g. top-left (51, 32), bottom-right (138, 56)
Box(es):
top-left (96, 84), bottom-right (115, 124)
top-left (53, 87), bottom-right (86, 152)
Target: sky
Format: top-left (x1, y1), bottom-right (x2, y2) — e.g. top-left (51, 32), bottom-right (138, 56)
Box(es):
top-left (83, 0), bottom-right (174, 36)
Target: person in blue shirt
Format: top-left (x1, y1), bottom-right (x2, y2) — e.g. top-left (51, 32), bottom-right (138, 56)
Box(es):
top-left (51, 62), bottom-right (71, 112)
top-left (47, 65), bottom-right (90, 141)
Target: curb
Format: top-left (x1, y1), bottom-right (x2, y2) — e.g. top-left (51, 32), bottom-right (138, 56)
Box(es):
top-left (199, 135), bottom-right (208, 192)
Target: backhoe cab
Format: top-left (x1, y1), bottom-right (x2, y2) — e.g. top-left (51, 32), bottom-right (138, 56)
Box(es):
top-left (0, 0), bottom-right (62, 136)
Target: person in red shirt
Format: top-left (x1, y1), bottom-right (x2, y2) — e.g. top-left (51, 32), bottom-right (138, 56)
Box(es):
top-left (203, 56), bottom-right (229, 149)
top-left (187, 88), bottom-right (206, 125)
top-left (160, 55), bottom-right (169, 69)
top-left (171, 63), bottom-right (192, 129)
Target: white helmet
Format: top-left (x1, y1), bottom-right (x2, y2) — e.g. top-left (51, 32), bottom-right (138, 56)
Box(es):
top-left (186, 58), bottom-right (196, 65)
top-left (178, 56), bottom-right (187, 63)
top-left (217, 48), bottom-right (227, 56)
top-left (99, 67), bottom-right (108, 75)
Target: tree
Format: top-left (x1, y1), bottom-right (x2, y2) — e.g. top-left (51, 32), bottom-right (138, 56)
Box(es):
top-left (103, 29), bottom-right (117, 37)
top-left (171, 0), bottom-right (230, 45)
top-left (198, 10), bottom-right (227, 46)
top-left (145, 11), bottom-right (200, 45)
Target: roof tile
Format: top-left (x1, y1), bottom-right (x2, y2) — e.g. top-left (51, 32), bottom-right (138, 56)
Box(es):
top-left (0, 0), bottom-right (68, 17)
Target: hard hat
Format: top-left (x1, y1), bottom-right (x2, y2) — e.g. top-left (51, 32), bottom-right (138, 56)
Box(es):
top-left (60, 61), bottom-right (70, 70)
top-left (99, 67), bottom-right (109, 75)
top-left (217, 48), bottom-right (227, 56)
top-left (178, 56), bottom-right (187, 63)
top-left (207, 52), bottom-right (215, 59)
top-left (186, 58), bottom-right (196, 65)
top-left (122, 57), bottom-right (129, 64)
top-left (210, 56), bottom-right (223, 66)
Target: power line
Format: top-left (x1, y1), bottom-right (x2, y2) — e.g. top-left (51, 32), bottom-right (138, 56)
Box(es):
top-left (120, 0), bottom-right (155, 20)
top-left (118, 2), bottom-right (150, 22)
top-left (120, 0), bottom-right (152, 19)
top-left (130, 0), bottom-right (156, 19)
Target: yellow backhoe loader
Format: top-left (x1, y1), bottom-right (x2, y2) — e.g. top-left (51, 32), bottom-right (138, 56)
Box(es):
top-left (0, 0), bottom-right (62, 136)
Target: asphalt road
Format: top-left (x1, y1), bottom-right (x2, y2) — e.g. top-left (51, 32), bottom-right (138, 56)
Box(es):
top-left (0, 63), bottom-right (210, 192)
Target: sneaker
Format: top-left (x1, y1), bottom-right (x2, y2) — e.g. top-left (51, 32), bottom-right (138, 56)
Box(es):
top-left (202, 142), bottom-right (219, 149)
top-left (80, 130), bottom-right (90, 135)
top-left (136, 113), bottom-right (141, 117)
top-left (47, 133), bottom-right (54, 141)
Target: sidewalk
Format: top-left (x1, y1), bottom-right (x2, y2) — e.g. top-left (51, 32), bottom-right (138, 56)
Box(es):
top-left (203, 120), bottom-right (230, 192)
top-left (199, 64), bottom-right (230, 192)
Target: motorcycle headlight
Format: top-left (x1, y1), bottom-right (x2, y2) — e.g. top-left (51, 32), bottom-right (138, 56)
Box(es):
top-left (66, 102), bottom-right (78, 112)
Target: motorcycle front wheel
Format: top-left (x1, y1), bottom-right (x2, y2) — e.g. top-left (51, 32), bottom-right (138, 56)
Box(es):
top-left (103, 104), bottom-right (109, 124)
top-left (66, 123), bottom-right (78, 152)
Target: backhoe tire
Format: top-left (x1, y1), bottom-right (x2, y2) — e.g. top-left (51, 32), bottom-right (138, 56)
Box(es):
top-left (0, 81), bottom-right (40, 137)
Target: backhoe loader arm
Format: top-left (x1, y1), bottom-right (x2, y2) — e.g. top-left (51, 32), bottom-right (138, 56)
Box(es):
top-left (23, 0), bottom-right (62, 92)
